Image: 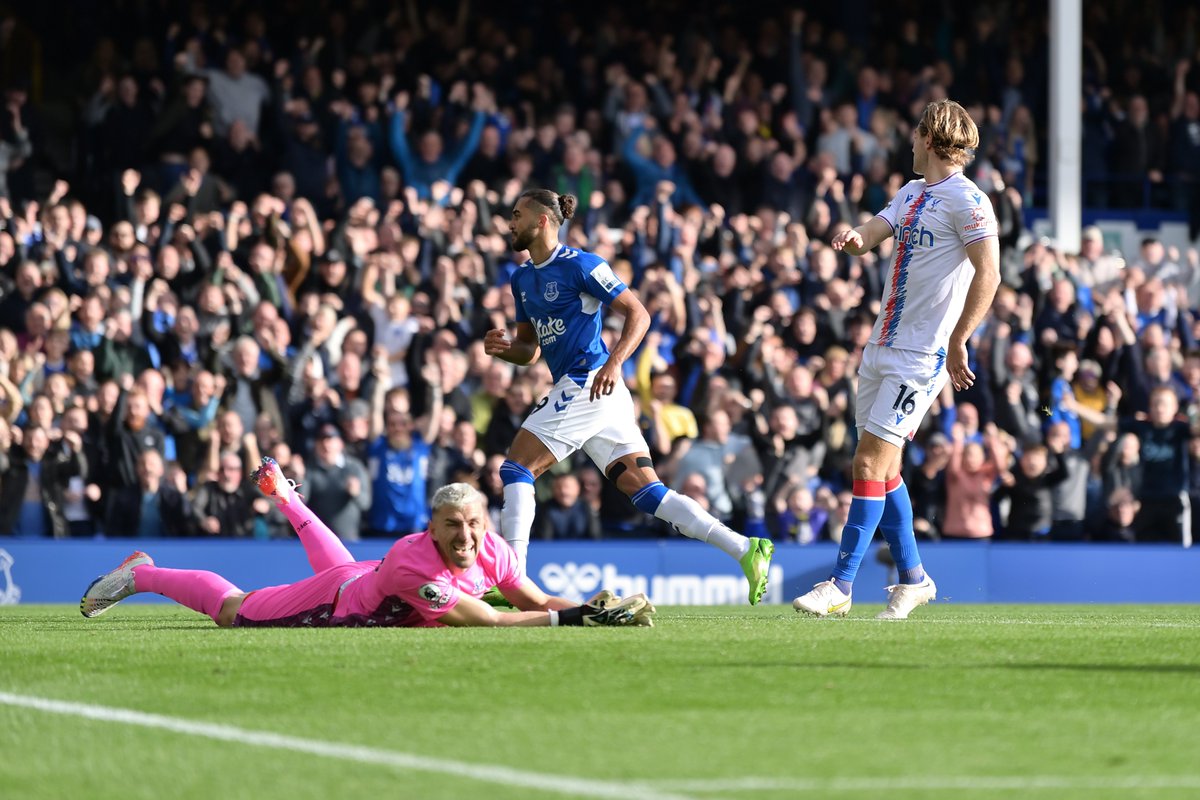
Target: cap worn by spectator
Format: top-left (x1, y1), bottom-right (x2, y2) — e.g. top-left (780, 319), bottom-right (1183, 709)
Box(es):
top-left (341, 399), bottom-right (370, 424)
top-left (926, 432), bottom-right (950, 449)
top-left (85, 215), bottom-right (103, 233)
top-left (317, 423), bottom-right (342, 440)
top-left (322, 249), bottom-right (344, 264)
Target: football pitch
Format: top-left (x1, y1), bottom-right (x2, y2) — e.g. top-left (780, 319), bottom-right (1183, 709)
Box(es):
top-left (2, 605), bottom-right (1198, 800)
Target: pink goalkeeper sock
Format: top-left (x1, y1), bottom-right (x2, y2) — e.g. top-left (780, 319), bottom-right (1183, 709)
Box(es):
top-left (280, 496), bottom-right (355, 573)
top-left (132, 565), bottom-right (240, 622)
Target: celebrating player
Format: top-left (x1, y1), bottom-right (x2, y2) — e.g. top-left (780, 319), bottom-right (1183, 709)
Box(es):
top-left (81, 458), bottom-right (654, 628)
top-left (484, 189), bottom-right (774, 604)
top-left (793, 100), bottom-right (1001, 620)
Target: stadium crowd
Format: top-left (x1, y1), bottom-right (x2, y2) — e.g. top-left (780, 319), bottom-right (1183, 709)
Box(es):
top-left (1, 1), bottom-right (1200, 545)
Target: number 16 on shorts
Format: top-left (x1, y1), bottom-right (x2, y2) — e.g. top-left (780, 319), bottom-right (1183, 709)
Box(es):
top-left (856, 343), bottom-right (947, 447)
top-left (892, 386), bottom-right (917, 416)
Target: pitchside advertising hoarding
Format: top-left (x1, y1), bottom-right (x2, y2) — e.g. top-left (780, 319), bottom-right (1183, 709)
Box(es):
top-left (2, 540), bottom-right (1199, 606)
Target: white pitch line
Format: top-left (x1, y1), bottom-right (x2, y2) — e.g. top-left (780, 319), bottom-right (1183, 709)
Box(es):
top-left (648, 775), bottom-right (1200, 793)
top-left (792, 616), bottom-right (1200, 629)
top-left (0, 691), bottom-right (694, 800)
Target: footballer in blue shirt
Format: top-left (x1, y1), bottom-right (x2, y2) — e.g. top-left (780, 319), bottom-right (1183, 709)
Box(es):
top-left (484, 189), bottom-right (773, 604)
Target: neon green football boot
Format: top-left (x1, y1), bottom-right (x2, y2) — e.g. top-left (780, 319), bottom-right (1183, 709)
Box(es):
top-left (740, 537), bottom-right (774, 605)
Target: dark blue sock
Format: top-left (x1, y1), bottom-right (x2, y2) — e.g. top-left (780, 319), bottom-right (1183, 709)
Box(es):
top-left (880, 476), bottom-right (925, 584)
top-left (831, 480), bottom-right (887, 594)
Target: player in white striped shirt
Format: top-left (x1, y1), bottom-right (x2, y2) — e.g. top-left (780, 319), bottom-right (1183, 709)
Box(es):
top-left (794, 100), bottom-right (1001, 620)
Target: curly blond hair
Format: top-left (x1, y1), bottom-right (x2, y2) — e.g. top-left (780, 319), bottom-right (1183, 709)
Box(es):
top-left (917, 100), bottom-right (979, 168)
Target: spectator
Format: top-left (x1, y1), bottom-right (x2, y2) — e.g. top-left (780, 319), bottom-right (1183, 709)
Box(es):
top-left (1101, 431), bottom-right (1145, 503)
top-left (905, 432), bottom-right (951, 540)
top-left (942, 424), bottom-right (1006, 540)
top-left (534, 473), bottom-right (600, 541)
top-left (305, 423), bottom-right (371, 542)
top-left (1042, 345), bottom-right (1083, 449)
top-left (818, 490), bottom-right (854, 543)
top-left (1077, 226), bottom-right (1123, 294)
top-left (387, 87), bottom-right (487, 201)
top-left (0, 425), bottom-right (87, 538)
top-left (1122, 387), bottom-right (1191, 543)
top-left (1045, 421), bottom-right (1092, 541)
top-left (200, 47), bottom-right (271, 139)
top-left (996, 441), bottom-right (1067, 540)
top-left (1102, 487), bottom-right (1141, 543)
top-left (770, 481), bottom-right (826, 544)
top-left (192, 450), bottom-right (257, 537)
top-left (100, 387), bottom-right (166, 498)
top-left (365, 387), bottom-right (442, 538)
top-left (0, 98), bottom-right (32, 200)
top-left (670, 409), bottom-right (739, 522)
top-left (104, 449), bottom-right (192, 538)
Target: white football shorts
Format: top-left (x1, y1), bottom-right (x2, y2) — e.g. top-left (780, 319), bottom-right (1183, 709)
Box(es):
top-left (522, 367), bottom-right (650, 468)
top-left (855, 343), bottom-right (948, 447)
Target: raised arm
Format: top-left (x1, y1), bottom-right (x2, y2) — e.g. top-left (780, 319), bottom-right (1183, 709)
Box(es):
top-left (388, 99), bottom-right (417, 181)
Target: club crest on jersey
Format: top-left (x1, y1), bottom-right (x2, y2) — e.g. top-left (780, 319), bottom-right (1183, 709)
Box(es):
top-left (544, 281), bottom-right (559, 301)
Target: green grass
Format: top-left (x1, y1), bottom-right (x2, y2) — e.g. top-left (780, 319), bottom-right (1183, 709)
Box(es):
top-left (2, 604), bottom-right (1199, 800)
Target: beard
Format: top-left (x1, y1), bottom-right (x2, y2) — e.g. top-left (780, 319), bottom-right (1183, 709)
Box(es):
top-left (510, 227), bottom-right (535, 252)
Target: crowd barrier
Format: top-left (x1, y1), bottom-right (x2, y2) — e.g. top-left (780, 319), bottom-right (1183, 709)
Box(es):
top-left (2, 540), bottom-right (1198, 607)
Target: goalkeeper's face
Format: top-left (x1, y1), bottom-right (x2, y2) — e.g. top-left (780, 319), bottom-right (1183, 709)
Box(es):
top-left (430, 501), bottom-right (488, 570)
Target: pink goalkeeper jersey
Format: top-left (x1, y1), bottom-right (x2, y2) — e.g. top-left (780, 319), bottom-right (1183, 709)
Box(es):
top-left (871, 172), bottom-right (999, 355)
top-left (333, 530), bottom-right (523, 627)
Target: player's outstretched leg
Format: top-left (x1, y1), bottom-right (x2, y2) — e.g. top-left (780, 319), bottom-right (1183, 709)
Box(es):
top-left (252, 457), bottom-right (355, 574)
top-left (624, 472), bottom-right (774, 605)
top-left (876, 475), bottom-right (936, 620)
top-left (81, 552), bottom-right (241, 623)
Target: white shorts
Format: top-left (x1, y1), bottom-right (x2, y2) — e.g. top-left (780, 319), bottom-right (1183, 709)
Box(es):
top-left (855, 343), bottom-right (948, 448)
top-left (522, 367), bottom-right (650, 469)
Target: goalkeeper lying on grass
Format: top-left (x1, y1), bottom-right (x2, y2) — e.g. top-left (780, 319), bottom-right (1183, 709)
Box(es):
top-left (81, 460), bottom-right (654, 629)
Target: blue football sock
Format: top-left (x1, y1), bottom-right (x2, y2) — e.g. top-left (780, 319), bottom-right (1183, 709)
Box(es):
top-left (880, 476), bottom-right (926, 584)
top-left (831, 480), bottom-right (887, 593)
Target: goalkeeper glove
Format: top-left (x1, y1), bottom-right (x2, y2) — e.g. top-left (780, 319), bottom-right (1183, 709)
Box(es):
top-left (583, 589), bottom-right (618, 609)
top-left (551, 593), bottom-right (656, 627)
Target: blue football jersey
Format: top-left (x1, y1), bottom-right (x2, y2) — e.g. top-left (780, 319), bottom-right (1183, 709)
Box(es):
top-left (510, 244), bottom-right (627, 383)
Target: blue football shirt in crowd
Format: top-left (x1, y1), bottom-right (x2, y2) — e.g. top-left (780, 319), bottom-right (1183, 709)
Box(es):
top-left (367, 434), bottom-right (432, 533)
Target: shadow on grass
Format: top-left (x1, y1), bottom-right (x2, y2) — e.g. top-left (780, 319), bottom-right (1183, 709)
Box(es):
top-left (712, 661), bottom-right (1200, 674)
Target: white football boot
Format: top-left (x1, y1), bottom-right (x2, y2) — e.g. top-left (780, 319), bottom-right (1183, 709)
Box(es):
top-left (80, 551), bottom-right (154, 618)
top-left (792, 579), bottom-right (853, 617)
top-left (876, 575), bottom-right (937, 620)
